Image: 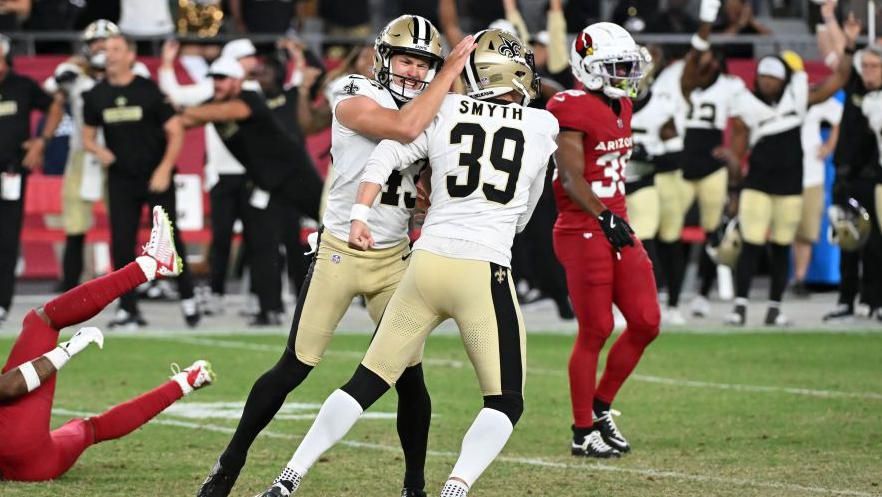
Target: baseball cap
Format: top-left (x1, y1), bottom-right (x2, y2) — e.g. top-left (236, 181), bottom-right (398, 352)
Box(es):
top-left (221, 39), bottom-right (256, 60)
top-left (207, 57), bottom-right (245, 80)
top-left (757, 56), bottom-right (786, 80)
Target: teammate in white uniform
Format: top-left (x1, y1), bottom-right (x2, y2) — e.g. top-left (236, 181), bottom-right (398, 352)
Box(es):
top-left (194, 16), bottom-right (477, 497)
top-left (259, 28), bottom-right (555, 497)
top-left (859, 47), bottom-right (882, 257)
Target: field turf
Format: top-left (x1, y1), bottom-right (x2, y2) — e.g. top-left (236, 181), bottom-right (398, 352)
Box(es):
top-left (1, 331), bottom-right (880, 497)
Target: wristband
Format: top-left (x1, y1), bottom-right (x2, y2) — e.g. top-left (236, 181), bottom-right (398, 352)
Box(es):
top-left (349, 203), bottom-right (371, 223)
top-left (44, 347), bottom-right (70, 370)
top-left (19, 361), bottom-right (41, 392)
top-left (691, 34), bottom-right (710, 51)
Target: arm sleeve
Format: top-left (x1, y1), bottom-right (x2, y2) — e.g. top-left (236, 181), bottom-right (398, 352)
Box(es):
top-left (546, 9), bottom-right (570, 74)
top-left (361, 131), bottom-right (431, 185)
top-left (158, 67), bottom-right (213, 107)
top-left (516, 159), bottom-right (549, 233)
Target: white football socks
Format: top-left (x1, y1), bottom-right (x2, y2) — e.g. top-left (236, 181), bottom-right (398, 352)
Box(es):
top-left (440, 479), bottom-right (469, 497)
top-left (136, 255), bottom-right (158, 281)
top-left (284, 389), bottom-right (363, 477)
top-left (449, 408), bottom-right (514, 488)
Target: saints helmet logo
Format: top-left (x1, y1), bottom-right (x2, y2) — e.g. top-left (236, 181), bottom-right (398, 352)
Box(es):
top-left (498, 37), bottom-right (522, 59)
top-left (343, 80), bottom-right (360, 96)
top-left (114, 96), bottom-right (127, 107)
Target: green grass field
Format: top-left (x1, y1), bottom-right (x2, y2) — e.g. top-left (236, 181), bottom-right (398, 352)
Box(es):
top-left (1, 331), bottom-right (881, 497)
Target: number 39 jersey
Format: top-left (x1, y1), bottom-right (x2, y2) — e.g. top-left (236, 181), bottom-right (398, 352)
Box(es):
top-left (362, 94), bottom-right (559, 267)
top-left (324, 74), bottom-right (425, 248)
top-left (546, 89), bottom-right (633, 233)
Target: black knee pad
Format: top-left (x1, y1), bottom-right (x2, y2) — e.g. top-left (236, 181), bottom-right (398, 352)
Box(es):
top-left (341, 364), bottom-right (391, 410)
top-left (484, 393), bottom-right (524, 426)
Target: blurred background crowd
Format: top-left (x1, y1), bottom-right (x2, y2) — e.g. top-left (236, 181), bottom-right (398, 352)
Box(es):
top-left (1, 0), bottom-right (881, 329)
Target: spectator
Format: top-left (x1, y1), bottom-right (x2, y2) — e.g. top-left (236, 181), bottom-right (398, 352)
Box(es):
top-left (715, 0), bottom-right (772, 35)
top-left (82, 34), bottom-right (199, 329)
top-left (440, 0), bottom-right (505, 45)
top-left (319, 0), bottom-right (371, 39)
top-left (381, 0), bottom-right (439, 27)
top-left (229, 0), bottom-right (304, 34)
top-left (0, 0), bottom-right (31, 30)
top-left (0, 33), bottom-right (64, 324)
top-left (564, 0), bottom-right (602, 33)
top-left (118, 0), bottom-right (174, 36)
top-left (611, 0), bottom-right (659, 33)
top-left (646, 0), bottom-right (700, 34)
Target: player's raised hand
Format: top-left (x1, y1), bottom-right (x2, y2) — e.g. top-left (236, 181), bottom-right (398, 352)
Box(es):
top-left (440, 35), bottom-right (478, 77)
top-left (843, 12), bottom-right (862, 43)
top-left (598, 209), bottom-right (635, 251)
top-left (161, 39), bottom-right (180, 66)
top-left (349, 220), bottom-right (375, 251)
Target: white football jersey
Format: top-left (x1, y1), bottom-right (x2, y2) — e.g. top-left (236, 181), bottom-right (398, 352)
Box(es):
top-left (651, 60), bottom-right (688, 152)
top-left (802, 96), bottom-right (843, 188)
top-left (734, 72), bottom-right (809, 146)
top-left (323, 74), bottom-right (425, 248)
top-left (628, 91), bottom-right (678, 183)
top-left (685, 73), bottom-right (748, 131)
top-left (861, 90), bottom-right (882, 168)
top-left (44, 62), bottom-right (96, 151)
top-left (361, 94), bottom-right (558, 267)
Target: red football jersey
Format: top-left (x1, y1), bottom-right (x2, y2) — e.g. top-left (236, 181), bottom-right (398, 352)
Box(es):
top-left (546, 89), bottom-right (633, 232)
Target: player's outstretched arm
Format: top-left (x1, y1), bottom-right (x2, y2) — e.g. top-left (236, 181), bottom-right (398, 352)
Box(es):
top-left (336, 35), bottom-right (477, 143)
top-left (682, 0), bottom-right (720, 98)
top-left (349, 135), bottom-right (431, 250)
top-left (809, 13), bottom-right (859, 106)
top-left (555, 131), bottom-right (634, 249)
top-left (0, 327), bottom-right (103, 402)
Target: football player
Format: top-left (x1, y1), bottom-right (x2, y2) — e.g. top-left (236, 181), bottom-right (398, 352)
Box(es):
top-left (0, 206), bottom-right (215, 481)
top-left (548, 22), bottom-right (660, 458)
top-left (257, 28), bottom-right (554, 497)
top-left (45, 21), bottom-right (152, 292)
top-left (644, 52), bottom-right (690, 325)
top-left (722, 19), bottom-right (860, 326)
top-left (193, 17), bottom-right (477, 497)
top-left (676, 0), bottom-right (751, 318)
top-left (625, 47), bottom-right (680, 299)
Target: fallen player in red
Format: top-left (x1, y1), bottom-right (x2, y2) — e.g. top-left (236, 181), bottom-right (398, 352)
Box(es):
top-left (0, 206), bottom-right (215, 481)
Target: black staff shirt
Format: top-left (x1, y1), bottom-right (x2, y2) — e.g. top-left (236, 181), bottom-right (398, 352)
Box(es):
top-left (0, 72), bottom-right (54, 173)
top-left (83, 76), bottom-right (176, 179)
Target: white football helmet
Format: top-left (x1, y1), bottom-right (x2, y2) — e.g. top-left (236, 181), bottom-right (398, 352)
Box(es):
top-left (570, 22), bottom-right (648, 99)
top-left (81, 19), bottom-right (121, 69)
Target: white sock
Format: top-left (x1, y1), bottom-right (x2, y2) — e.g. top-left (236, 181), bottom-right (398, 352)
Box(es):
top-left (449, 408), bottom-right (514, 488)
top-left (286, 389), bottom-right (363, 475)
top-left (136, 256), bottom-right (157, 281)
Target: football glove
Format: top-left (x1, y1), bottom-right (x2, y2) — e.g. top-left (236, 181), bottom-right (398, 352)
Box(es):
top-left (598, 209), bottom-right (635, 250)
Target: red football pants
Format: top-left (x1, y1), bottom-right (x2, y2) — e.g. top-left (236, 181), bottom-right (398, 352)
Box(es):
top-left (553, 230), bottom-right (661, 428)
top-left (0, 263), bottom-right (183, 481)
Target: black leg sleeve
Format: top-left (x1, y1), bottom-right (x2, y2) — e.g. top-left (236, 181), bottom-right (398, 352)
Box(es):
top-left (768, 243), bottom-right (791, 303)
top-left (735, 242), bottom-right (764, 300)
top-left (395, 364), bottom-right (431, 491)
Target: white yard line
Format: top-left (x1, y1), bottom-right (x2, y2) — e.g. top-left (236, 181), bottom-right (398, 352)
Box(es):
top-left (51, 407), bottom-right (877, 497)
top-left (152, 335), bottom-right (882, 402)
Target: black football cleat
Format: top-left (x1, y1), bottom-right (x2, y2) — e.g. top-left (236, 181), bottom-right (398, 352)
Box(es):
top-left (571, 430), bottom-right (621, 458)
top-left (594, 410), bottom-right (631, 453)
top-left (822, 304), bottom-right (854, 323)
top-left (196, 460), bottom-right (239, 497)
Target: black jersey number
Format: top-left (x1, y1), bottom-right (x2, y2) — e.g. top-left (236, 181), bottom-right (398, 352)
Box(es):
top-left (380, 169), bottom-right (421, 208)
top-left (447, 122), bottom-right (525, 204)
top-left (688, 102), bottom-right (717, 125)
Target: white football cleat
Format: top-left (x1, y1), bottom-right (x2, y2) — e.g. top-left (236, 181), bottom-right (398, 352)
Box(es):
top-left (663, 307), bottom-right (686, 326)
top-left (690, 295), bottom-right (711, 318)
top-left (60, 326), bottom-right (104, 356)
top-left (142, 205), bottom-right (182, 277)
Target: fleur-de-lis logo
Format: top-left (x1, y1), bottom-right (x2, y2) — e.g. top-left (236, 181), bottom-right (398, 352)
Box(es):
top-left (498, 37), bottom-right (522, 59)
top-left (494, 267), bottom-right (506, 284)
top-left (115, 96), bottom-right (127, 107)
top-left (343, 81), bottom-right (360, 96)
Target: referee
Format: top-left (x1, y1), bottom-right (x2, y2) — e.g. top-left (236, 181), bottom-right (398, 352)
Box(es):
top-left (82, 34), bottom-right (199, 329)
top-left (0, 34), bottom-right (64, 324)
